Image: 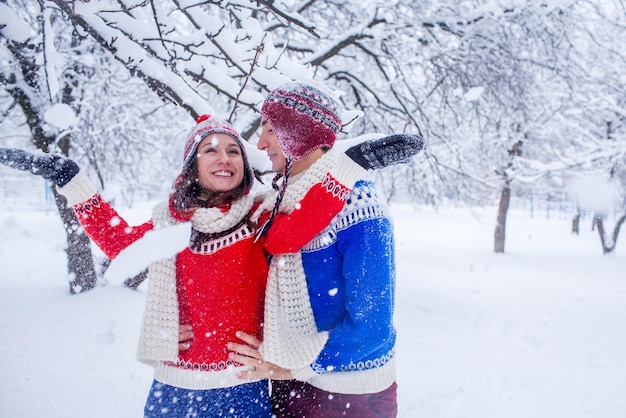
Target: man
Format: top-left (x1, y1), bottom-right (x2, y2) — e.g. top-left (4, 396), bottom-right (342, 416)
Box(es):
top-left (230, 81), bottom-right (413, 417)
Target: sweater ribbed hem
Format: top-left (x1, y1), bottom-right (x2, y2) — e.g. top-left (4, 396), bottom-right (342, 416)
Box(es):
top-left (291, 365), bottom-right (318, 382)
top-left (57, 171), bottom-right (98, 205)
top-left (304, 357), bottom-right (396, 395)
top-left (331, 152), bottom-right (367, 189)
top-left (154, 362), bottom-right (262, 390)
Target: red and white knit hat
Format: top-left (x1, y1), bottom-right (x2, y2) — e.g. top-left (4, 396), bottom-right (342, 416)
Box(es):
top-left (260, 81), bottom-right (343, 161)
top-left (182, 114), bottom-right (243, 168)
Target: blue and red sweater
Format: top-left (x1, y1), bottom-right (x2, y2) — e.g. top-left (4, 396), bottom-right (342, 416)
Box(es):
top-left (301, 180), bottom-right (396, 394)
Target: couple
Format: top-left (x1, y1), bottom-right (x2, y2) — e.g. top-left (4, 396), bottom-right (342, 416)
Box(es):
top-left (0, 81), bottom-right (424, 417)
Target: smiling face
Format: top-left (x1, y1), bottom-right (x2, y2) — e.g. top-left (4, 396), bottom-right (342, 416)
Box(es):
top-left (195, 133), bottom-right (245, 192)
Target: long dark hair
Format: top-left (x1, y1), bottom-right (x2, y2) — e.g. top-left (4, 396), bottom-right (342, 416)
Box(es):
top-left (170, 146), bottom-right (254, 215)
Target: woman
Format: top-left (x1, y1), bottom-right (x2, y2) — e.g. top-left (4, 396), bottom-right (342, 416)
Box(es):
top-left (56, 114), bottom-right (271, 417)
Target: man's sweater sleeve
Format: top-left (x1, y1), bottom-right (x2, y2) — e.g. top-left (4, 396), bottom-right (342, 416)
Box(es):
top-left (262, 153), bottom-right (365, 254)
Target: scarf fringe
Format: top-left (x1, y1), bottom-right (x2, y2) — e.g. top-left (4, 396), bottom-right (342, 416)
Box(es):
top-left (258, 151), bottom-right (339, 370)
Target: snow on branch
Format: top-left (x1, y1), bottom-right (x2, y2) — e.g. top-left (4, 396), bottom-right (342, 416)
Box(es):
top-left (252, 0), bottom-right (320, 39)
top-left (305, 16), bottom-right (384, 67)
top-left (50, 0), bottom-right (215, 118)
top-left (49, 0), bottom-right (303, 118)
top-left (0, 3), bottom-right (32, 43)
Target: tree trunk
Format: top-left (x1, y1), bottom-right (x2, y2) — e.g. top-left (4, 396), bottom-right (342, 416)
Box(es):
top-left (594, 212), bottom-right (626, 254)
top-left (124, 269), bottom-right (148, 290)
top-left (494, 181), bottom-right (511, 253)
top-left (593, 215), bottom-right (606, 251)
top-left (52, 188), bottom-right (98, 294)
top-left (572, 210), bottom-right (580, 235)
top-left (611, 212), bottom-right (626, 253)
top-left (100, 258), bottom-right (148, 290)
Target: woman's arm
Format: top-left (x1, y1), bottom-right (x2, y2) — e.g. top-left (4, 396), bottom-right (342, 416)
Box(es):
top-left (60, 172), bottom-right (154, 259)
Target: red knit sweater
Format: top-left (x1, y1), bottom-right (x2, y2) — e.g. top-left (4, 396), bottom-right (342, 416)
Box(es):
top-left (73, 194), bottom-right (268, 371)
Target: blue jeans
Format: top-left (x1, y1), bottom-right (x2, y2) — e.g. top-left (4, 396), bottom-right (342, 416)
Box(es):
top-left (144, 379), bottom-right (271, 418)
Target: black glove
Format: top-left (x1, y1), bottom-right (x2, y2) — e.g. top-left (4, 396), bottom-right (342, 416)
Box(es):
top-left (345, 133), bottom-right (425, 170)
top-left (0, 148), bottom-right (80, 187)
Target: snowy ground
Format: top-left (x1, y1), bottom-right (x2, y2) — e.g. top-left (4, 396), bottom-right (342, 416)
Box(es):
top-left (1, 198), bottom-right (625, 418)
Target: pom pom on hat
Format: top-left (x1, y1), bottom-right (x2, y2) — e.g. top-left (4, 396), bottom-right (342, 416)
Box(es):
top-left (182, 114), bottom-right (242, 167)
top-left (261, 81), bottom-right (343, 161)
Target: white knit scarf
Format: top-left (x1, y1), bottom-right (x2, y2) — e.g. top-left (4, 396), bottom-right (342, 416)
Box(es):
top-left (137, 194), bottom-right (254, 365)
top-left (251, 150), bottom-right (340, 369)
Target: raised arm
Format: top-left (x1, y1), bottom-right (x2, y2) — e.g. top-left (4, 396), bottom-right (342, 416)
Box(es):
top-left (0, 148), bottom-right (153, 259)
top-left (261, 133), bottom-right (425, 254)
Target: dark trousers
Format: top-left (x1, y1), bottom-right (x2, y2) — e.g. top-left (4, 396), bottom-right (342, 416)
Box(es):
top-left (271, 380), bottom-right (397, 418)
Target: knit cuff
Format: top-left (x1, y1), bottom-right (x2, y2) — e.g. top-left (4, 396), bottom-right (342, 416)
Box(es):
top-left (56, 170), bottom-right (98, 206)
top-left (330, 152), bottom-right (366, 189)
top-left (291, 365), bottom-right (318, 382)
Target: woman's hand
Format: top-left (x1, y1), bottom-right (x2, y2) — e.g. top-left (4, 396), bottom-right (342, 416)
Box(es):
top-left (179, 324), bottom-right (194, 351)
top-left (228, 331), bottom-right (294, 380)
top-left (0, 148), bottom-right (80, 187)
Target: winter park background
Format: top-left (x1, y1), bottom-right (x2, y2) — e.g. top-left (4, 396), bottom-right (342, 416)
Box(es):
top-left (2, 0), bottom-right (626, 417)
top-left (1, 174), bottom-right (625, 418)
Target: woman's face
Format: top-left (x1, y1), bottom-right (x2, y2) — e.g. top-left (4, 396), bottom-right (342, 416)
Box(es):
top-left (195, 133), bottom-right (245, 192)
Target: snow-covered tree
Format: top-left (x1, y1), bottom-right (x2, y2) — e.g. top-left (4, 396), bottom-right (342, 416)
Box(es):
top-left (4, 0), bottom-right (626, 260)
top-left (0, 0), bottom-right (100, 293)
top-left (380, 1), bottom-right (626, 253)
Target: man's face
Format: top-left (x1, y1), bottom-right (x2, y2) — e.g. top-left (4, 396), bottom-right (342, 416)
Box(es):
top-left (257, 118), bottom-right (287, 173)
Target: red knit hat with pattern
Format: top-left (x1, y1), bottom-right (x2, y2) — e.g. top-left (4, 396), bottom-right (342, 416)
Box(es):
top-left (261, 81), bottom-right (343, 161)
top-left (182, 114), bottom-right (243, 168)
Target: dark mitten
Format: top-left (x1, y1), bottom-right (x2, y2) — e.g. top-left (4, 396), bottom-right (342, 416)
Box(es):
top-left (344, 133), bottom-right (425, 170)
top-left (0, 148), bottom-right (79, 187)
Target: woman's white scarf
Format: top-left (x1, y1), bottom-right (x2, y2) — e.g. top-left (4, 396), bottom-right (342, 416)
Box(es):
top-left (251, 150), bottom-right (340, 370)
top-left (137, 194), bottom-right (254, 365)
